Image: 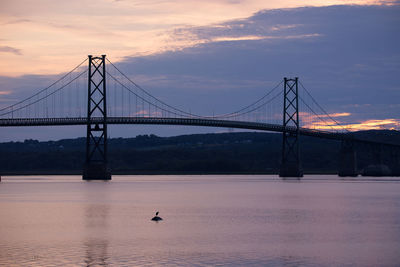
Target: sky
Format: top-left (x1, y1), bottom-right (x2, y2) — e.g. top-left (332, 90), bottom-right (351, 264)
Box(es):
top-left (0, 0), bottom-right (399, 141)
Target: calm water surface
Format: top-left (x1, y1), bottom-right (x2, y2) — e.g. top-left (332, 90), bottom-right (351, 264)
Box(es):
top-left (0, 175), bottom-right (400, 266)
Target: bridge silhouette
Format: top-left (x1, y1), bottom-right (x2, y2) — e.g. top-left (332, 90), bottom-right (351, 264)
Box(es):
top-left (0, 55), bottom-right (399, 179)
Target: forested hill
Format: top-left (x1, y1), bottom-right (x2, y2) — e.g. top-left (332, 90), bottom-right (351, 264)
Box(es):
top-left (0, 130), bottom-right (399, 175)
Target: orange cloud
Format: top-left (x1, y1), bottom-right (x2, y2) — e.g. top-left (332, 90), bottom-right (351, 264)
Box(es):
top-left (211, 34), bottom-right (321, 42)
top-left (0, 91), bottom-right (12, 95)
top-left (133, 110), bottom-right (162, 117)
top-left (300, 111), bottom-right (400, 131)
top-left (134, 110), bottom-right (148, 116)
top-left (304, 118), bottom-right (400, 131)
top-left (300, 112), bottom-right (351, 120)
top-left (321, 112), bottom-right (351, 118)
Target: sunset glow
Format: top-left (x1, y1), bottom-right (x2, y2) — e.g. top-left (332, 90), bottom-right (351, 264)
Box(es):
top-left (0, 91), bottom-right (12, 95)
top-left (0, 0), bottom-right (395, 76)
top-left (300, 111), bottom-right (400, 131)
top-left (303, 116), bottom-right (400, 131)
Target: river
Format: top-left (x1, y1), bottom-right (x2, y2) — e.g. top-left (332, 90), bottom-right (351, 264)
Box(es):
top-left (0, 175), bottom-right (399, 266)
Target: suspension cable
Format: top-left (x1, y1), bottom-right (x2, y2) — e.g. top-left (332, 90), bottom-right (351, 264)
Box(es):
top-left (299, 96), bottom-right (338, 131)
top-left (0, 58), bottom-right (88, 112)
top-left (106, 58), bottom-right (195, 117)
top-left (107, 72), bottom-right (183, 118)
top-left (216, 80), bottom-right (283, 118)
top-left (221, 90), bottom-right (283, 118)
top-left (106, 58), bottom-right (284, 119)
top-left (299, 81), bottom-right (349, 132)
top-left (0, 70), bottom-right (88, 117)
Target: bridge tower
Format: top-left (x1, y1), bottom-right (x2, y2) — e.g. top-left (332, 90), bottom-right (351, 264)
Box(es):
top-left (279, 77), bottom-right (303, 178)
top-left (83, 55), bottom-right (111, 180)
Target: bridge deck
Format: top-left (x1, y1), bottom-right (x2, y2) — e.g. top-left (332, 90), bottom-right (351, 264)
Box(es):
top-left (0, 117), bottom-right (397, 146)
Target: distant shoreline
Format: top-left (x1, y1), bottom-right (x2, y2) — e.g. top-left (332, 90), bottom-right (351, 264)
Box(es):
top-left (1, 170), bottom-right (338, 176)
top-left (1, 131), bottom-right (399, 176)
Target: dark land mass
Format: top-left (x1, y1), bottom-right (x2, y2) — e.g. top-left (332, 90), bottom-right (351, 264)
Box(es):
top-left (0, 130), bottom-right (399, 175)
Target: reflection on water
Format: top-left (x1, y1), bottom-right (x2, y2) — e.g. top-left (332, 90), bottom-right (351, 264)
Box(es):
top-left (84, 238), bottom-right (108, 267)
top-left (0, 175), bottom-right (399, 266)
top-left (84, 185), bottom-right (110, 267)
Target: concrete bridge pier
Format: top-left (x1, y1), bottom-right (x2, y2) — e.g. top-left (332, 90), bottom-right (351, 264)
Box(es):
top-left (389, 148), bottom-right (400, 176)
top-left (338, 140), bottom-right (358, 177)
top-left (83, 162), bottom-right (111, 180)
top-left (362, 144), bottom-right (391, 176)
top-left (279, 162), bottom-right (303, 178)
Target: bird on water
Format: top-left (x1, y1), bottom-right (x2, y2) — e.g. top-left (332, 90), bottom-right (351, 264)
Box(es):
top-left (151, 211), bottom-right (163, 221)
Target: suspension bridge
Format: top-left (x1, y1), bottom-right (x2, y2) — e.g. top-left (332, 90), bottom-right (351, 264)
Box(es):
top-left (0, 55), bottom-right (399, 179)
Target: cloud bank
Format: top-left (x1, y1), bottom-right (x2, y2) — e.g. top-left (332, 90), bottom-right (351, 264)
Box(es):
top-left (0, 0), bottom-right (397, 76)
